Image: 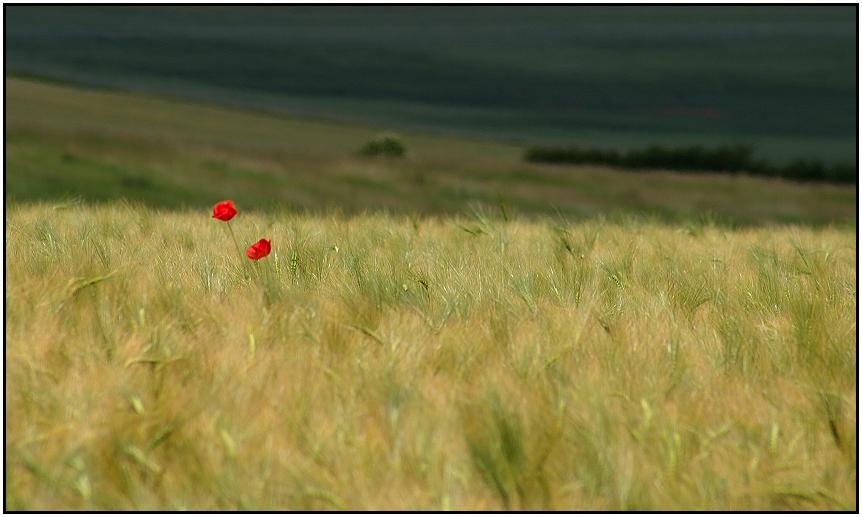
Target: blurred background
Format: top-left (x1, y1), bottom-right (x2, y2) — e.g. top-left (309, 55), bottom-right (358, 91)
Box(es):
top-left (6, 4), bottom-right (857, 166)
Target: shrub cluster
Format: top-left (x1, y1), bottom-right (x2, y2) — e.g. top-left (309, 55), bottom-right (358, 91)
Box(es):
top-left (524, 144), bottom-right (856, 184)
top-left (359, 132), bottom-right (406, 157)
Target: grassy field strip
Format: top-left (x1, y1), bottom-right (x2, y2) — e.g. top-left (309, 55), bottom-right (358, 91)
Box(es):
top-left (4, 76), bottom-right (524, 164)
top-left (5, 76), bottom-right (856, 226)
top-left (5, 201), bottom-right (856, 510)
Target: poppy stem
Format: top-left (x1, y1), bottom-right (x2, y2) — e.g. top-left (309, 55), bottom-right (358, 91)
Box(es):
top-left (226, 221), bottom-right (251, 279)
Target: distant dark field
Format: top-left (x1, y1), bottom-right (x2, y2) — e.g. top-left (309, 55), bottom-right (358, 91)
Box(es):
top-left (5, 5), bottom-right (857, 165)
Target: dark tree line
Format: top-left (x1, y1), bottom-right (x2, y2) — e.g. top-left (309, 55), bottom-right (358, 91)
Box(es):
top-left (524, 144), bottom-right (856, 185)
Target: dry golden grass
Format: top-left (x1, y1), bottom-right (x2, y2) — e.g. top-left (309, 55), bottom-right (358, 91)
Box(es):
top-left (5, 200), bottom-right (857, 510)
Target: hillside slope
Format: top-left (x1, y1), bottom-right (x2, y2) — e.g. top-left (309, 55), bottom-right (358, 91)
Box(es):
top-left (5, 76), bottom-right (856, 227)
top-left (5, 5), bottom-right (857, 164)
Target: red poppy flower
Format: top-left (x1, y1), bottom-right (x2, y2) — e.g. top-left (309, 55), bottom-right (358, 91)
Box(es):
top-left (212, 200), bottom-right (237, 221)
top-left (246, 239), bottom-right (271, 260)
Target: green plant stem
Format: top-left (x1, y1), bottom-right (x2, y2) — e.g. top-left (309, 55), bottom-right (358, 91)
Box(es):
top-left (226, 220), bottom-right (251, 279)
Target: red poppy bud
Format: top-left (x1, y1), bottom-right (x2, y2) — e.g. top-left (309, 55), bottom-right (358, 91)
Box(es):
top-left (212, 200), bottom-right (237, 221)
top-left (246, 239), bottom-right (271, 260)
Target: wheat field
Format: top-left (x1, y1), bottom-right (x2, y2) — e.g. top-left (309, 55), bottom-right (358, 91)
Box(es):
top-left (4, 199), bottom-right (856, 510)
